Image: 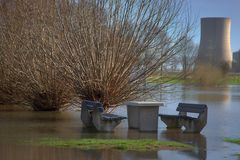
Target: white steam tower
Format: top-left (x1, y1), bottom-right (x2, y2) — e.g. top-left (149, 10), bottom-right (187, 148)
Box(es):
top-left (197, 17), bottom-right (232, 72)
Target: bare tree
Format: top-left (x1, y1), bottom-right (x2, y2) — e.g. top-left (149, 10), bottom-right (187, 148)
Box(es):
top-left (0, 0), bottom-right (74, 110)
top-left (0, 48), bottom-right (21, 104)
top-left (179, 40), bottom-right (198, 79)
top-left (0, 0), bottom-right (194, 111)
top-left (55, 0), bottom-right (193, 111)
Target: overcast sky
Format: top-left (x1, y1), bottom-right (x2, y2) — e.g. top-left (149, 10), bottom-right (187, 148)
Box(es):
top-left (191, 0), bottom-right (239, 52)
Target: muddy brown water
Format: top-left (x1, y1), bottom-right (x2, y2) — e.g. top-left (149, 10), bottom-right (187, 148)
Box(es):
top-left (0, 85), bottom-right (240, 160)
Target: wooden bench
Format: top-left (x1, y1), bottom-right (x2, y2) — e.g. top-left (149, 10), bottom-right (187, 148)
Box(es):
top-left (159, 103), bottom-right (208, 133)
top-left (81, 100), bottom-right (126, 132)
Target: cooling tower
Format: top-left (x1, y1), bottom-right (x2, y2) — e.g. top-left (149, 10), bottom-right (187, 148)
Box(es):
top-left (197, 17), bottom-right (232, 72)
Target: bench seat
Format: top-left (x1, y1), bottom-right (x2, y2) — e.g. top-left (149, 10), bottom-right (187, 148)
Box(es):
top-left (101, 113), bottom-right (126, 121)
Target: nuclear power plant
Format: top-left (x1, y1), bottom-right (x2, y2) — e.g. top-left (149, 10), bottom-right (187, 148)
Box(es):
top-left (197, 17), bottom-right (233, 73)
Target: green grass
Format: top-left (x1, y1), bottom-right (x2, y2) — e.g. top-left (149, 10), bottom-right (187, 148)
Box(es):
top-left (225, 75), bottom-right (240, 85)
top-left (224, 138), bottom-right (240, 145)
top-left (34, 138), bottom-right (192, 151)
top-left (148, 74), bottom-right (240, 85)
top-left (224, 138), bottom-right (240, 158)
top-left (147, 76), bottom-right (192, 84)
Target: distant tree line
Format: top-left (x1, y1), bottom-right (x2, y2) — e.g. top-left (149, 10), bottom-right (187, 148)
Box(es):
top-left (232, 50), bottom-right (240, 72)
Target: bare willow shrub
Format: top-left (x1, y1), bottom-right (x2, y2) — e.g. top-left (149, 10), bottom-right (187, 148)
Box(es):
top-left (0, 1), bottom-right (23, 104)
top-left (0, 0), bottom-right (74, 111)
top-left (54, 0), bottom-right (193, 111)
top-left (0, 49), bottom-right (21, 104)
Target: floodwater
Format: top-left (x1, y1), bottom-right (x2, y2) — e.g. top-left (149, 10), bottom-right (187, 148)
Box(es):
top-left (1, 85), bottom-right (240, 160)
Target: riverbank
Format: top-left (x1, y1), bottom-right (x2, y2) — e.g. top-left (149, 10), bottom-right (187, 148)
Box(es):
top-left (148, 74), bottom-right (240, 85)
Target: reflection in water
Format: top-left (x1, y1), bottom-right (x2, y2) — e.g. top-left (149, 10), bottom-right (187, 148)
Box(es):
top-left (0, 144), bottom-right (125, 160)
top-left (160, 129), bottom-right (207, 160)
top-left (181, 85), bottom-right (231, 105)
top-left (0, 112), bottom-right (160, 160)
top-left (0, 144), bottom-right (160, 160)
top-left (123, 151), bottom-right (158, 160)
top-left (127, 129), bottom-right (158, 139)
top-left (151, 85), bottom-right (231, 106)
top-left (0, 112), bottom-right (82, 140)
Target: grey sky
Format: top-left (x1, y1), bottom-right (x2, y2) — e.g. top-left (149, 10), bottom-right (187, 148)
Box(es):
top-left (191, 0), bottom-right (239, 52)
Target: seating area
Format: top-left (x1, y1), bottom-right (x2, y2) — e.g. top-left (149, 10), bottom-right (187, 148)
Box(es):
top-left (159, 103), bottom-right (208, 133)
top-left (81, 100), bottom-right (208, 133)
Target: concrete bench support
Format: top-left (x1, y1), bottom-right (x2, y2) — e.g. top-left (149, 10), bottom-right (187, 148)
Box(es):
top-left (81, 100), bottom-right (126, 132)
top-left (159, 115), bottom-right (181, 129)
top-left (159, 103), bottom-right (208, 133)
top-left (92, 112), bottom-right (126, 132)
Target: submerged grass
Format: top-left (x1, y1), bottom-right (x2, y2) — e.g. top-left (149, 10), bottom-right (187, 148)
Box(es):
top-left (35, 138), bottom-right (192, 151)
top-left (224, 138), bottom-right (240, 145)
top-left (224, 138), bottom-right (240, 158)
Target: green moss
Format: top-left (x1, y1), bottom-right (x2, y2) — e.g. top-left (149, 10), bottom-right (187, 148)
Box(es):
top-left (34, 138), bottom-right (192, 151)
